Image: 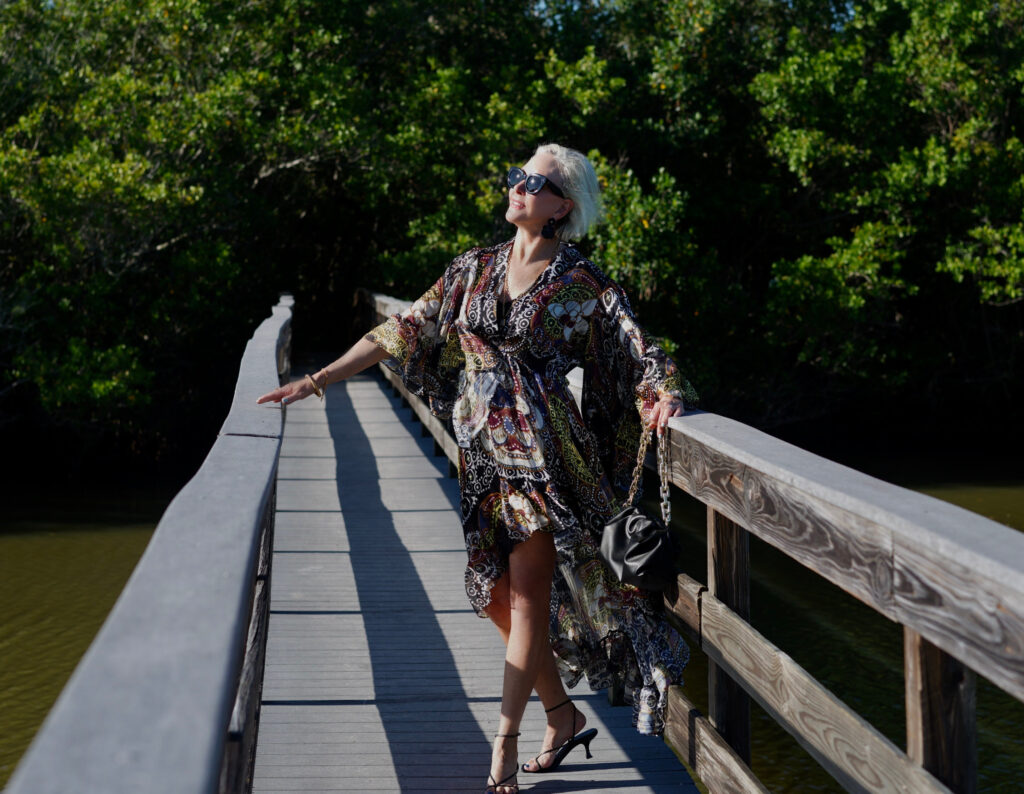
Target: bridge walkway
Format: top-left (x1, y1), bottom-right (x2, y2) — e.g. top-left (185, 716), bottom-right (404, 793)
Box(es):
top-left (251, 370), bottom-right (698, 793)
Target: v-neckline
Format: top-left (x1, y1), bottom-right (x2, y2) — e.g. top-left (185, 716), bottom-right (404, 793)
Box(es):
top-left (499, 240), bottom-right (562, 302)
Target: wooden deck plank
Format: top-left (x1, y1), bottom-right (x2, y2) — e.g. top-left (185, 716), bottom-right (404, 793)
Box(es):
top-left (252, 372), bottom-right (698, 793)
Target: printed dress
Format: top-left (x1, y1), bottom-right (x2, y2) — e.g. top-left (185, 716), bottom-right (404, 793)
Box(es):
top-left (365, 238), bottom-right (698, 734)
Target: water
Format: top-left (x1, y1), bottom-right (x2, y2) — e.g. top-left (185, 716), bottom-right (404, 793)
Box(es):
top-left (1, 471), bottom-right (1021, 790)
top-left (0, 486), bottom-right (169, 787)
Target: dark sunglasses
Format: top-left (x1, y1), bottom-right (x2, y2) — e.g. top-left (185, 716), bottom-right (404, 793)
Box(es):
top-left (506, 166), bottom-right (565, 198)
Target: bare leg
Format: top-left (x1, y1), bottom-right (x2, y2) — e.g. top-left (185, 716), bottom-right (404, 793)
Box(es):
top-left (485, 578), bottom-right (567, 706)
top-left (484, 536), bottom-right (588, 779)
top-left (484, 531), bottom-right (556, 792)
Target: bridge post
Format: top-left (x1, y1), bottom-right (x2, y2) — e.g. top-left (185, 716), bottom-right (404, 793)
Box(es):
top-left (707, 508), bottom-right (752, 764)
top-left (905, 627), bottom-right (978, 793)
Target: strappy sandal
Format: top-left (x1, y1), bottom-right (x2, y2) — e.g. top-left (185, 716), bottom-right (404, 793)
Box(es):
top-left (521, 698), bottom-right (598, 774)
top-left (484, 732), bottom-right (520, 794)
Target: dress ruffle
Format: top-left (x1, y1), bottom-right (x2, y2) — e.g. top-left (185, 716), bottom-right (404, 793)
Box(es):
top-left (366, 240), bottom-right (697, 734)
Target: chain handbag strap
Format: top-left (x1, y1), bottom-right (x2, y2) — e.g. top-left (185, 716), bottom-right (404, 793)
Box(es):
top-left (658, 430), bottom-right (671, 526)
top-left (624, 426), bottom-right (672, 525)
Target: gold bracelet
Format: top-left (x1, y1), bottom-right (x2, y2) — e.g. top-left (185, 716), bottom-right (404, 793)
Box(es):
top-left (305, 373), bottom-right (324, 400)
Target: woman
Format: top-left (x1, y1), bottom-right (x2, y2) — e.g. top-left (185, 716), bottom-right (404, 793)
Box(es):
top-left (258, 143), bottom-right (697, 794)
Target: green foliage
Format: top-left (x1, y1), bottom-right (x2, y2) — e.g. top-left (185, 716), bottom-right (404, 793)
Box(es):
top-left (591, 156), bottom-right (695, 302)
top-left (941, 217), bottom-right (1024, 304)
top-left (766, 222), bottom-right (918, 379)
top-left (748, 0), bottom-right (1024, 408)
top-left (2, 0), bottom-right (1023, 467)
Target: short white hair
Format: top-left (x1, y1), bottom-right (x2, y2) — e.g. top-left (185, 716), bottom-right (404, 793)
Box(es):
top-left (535, 143), bottom-right (604, 241)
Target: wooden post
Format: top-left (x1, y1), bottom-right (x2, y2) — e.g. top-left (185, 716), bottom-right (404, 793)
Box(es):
top-left (905, 627), bottom-right (977, 793)
top-left (707, 507), bottom-right (752, 764)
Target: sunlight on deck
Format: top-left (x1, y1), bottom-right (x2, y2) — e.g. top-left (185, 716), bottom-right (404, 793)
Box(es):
top-left (252, 372), bottom-right (697, 793)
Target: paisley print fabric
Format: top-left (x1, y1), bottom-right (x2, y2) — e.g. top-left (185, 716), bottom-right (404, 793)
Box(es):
top-left (365, 239), bottom-right (698, 734)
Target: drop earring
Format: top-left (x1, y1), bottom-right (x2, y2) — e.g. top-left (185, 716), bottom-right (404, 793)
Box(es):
top-left (542, 217), bottom-right (557, 239)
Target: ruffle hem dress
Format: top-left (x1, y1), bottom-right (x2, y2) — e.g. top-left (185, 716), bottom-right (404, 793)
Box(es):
top-left (366, 239), bottom-right (698, 734)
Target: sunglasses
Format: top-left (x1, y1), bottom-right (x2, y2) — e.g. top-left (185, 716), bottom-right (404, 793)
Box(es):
top-left (506, 166), bottom-right (565, 198)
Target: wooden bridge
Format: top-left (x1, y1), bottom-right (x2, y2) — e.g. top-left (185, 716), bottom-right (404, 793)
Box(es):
top-left (7, 295), bottom-right (1024, 794)
top-left (249, 365), bottom-right (696, 793)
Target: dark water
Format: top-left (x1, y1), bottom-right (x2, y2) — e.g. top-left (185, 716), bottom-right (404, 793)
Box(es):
top-left (1, 472), bottom-right (1021, 790)
top-left (0, 487), bottom-right (170, 787)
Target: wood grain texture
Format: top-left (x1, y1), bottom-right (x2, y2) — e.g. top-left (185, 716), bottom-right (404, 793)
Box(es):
top-left (670, 430), bottom-right (895, 619)
top-left (223, 576), bottom-right (267, 794)
top-left (663, 573), bottom-right (704, 639)
top-left (707, 509), bottom-right (751, 764)
top-left (665, 410), bottom-right (1024, 703)
top-left (700, 593), bottom-right (952, 794)
top-left (894, 538), bottom-right (1024, 704)
top-left (664, 687), bottom-right (767, 794)
top-left (224, 478), bottom-right (276, 793)
top-left (707, 509), bottom-right (750, 618)
top-left (905, 628), bottom-right (977, 794)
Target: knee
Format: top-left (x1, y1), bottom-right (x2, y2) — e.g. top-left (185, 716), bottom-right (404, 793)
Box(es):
top-left (508, 572), bottom-right (553, 614)
top-left (508, 533), bottom-right (556, 610)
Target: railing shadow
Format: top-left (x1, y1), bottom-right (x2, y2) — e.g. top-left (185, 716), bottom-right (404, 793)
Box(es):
top-left (327, 372), bottom-right (492, 792)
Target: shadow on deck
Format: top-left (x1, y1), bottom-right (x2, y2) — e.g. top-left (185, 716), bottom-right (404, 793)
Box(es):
top-left (251, 371), bottom-right (697, 793)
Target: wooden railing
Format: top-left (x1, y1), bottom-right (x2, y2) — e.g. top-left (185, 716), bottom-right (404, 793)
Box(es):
top-left (364, 289), bottom-right (1024, 794)
top-left (5, 295), bottom-right (293, 794)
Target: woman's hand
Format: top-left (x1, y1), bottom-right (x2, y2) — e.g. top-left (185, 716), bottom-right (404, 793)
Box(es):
top-left (647, 394), bottom-right (685, 435)
top-left (256, 376), bottom-right (315, 406)
top-left (256, 339), bottom-right (390, 408)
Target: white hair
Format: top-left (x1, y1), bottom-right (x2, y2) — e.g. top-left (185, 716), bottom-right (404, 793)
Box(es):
top-left (535, 143), bottom-right (604, 241)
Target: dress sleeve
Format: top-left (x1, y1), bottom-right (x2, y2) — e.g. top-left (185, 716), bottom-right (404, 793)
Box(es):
top-left (597, 283), bottom-right (698, 419)
top-left (584, 282), bottom-right (698, 499)
top-left (364, 258), bottom-right (469, 418)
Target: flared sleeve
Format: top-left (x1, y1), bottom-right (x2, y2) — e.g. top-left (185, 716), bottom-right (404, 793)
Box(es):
top-left (364, 252), bottom-right (478, 419)
top-left (582, 281), bottom-right (698, 500)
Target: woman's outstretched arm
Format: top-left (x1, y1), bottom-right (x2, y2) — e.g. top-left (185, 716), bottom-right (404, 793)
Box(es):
top-left (256, 336), bottom-right (391, 406)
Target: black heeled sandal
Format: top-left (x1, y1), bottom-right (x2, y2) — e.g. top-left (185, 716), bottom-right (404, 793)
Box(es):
top-left (485, 732), bottom-right (520, 794)
top-left (521, 699), bottom-right (598, 774)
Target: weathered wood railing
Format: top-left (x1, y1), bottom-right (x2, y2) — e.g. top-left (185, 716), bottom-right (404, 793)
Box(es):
top-left (5, 295), bottom-right (294, 794)
top-left (364, 289), bottom-right (1024, 794)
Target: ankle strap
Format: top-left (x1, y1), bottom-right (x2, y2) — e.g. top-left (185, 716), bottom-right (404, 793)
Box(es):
top-left (544, 698), bottom-right (572, 714)
top-left (495, 732), bottom-right (520, 738)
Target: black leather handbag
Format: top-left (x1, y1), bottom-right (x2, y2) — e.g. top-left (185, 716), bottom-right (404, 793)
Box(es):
top-left (599, 428), bottom-right (679, 591)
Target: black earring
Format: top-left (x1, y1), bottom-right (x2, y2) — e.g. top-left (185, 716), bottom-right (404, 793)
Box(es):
top-left (542, 217), bottom-right (557, 239)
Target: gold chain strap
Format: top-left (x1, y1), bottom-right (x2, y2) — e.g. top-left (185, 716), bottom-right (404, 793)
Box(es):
top-left (625, 427), bottom-right (652, 506)
top-left (624, 427), bottom-right (672, 525)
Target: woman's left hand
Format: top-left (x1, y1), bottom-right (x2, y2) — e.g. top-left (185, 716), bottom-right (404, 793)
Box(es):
top-left (647, 394), bottom-right (685, 435)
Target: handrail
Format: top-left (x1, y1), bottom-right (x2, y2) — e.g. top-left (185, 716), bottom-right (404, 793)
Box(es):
top-left (362, 289), bottom-right (1024, 794)
top-left (6, 294), bottom-right (294, 794)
